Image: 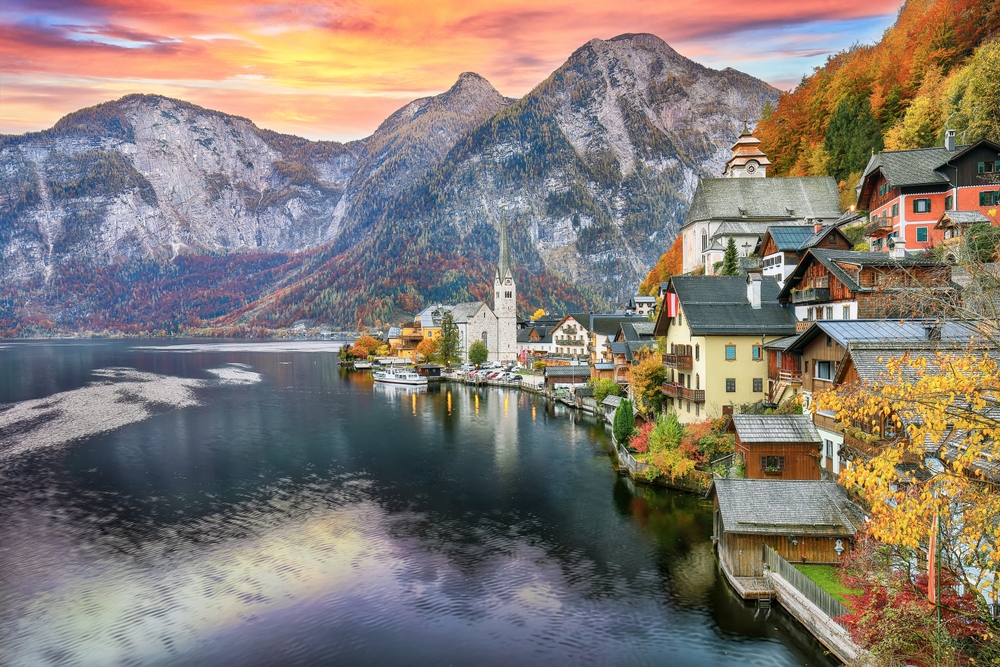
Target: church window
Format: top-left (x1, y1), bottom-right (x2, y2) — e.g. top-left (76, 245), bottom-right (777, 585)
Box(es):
top-left (482, 332), bottom-right (488, 345)
top-left (701, 230), bottom-right (708, 252)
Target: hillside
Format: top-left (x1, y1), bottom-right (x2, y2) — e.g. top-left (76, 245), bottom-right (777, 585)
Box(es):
top-left (755, 0), bottom-right (1000, 202)
top-left (0, 33), bottom-right (779, 334)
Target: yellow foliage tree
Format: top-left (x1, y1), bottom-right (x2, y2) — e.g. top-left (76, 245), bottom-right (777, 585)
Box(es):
top-left (814, 346), bottom-right (1000, 618)
top-left (626, 346), bottom-right (667, 416)
top-left (530, 308), bottom-right (546, 320)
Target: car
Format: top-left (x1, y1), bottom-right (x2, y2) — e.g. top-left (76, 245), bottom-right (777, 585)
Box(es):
top-left (460, 364), bottom-right (475, 372)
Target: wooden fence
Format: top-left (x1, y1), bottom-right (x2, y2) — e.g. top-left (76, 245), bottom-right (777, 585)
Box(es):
top-left (763, 545), bottom-right (848, 619)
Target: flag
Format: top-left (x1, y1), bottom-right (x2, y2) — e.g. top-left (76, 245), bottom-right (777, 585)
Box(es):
top-left (666, 292), bottom-right (679, 318)
top-left (928, 510), bottom-right (938, 604)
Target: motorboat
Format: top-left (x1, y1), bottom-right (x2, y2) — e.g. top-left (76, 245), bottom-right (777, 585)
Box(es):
top-left (353, 360), bottom-right (372, 369)
top-left (372, 368), bottom-right (428, 385)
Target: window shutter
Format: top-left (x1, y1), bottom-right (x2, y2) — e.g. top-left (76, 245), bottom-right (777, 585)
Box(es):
top-left (980, 162), bottom-right (986, 174)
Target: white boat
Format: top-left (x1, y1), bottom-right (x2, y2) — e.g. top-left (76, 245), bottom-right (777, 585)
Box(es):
top-left (353, 361), bottom-right (372, 369)
top-left (373, 368), bottom-right (428, 385)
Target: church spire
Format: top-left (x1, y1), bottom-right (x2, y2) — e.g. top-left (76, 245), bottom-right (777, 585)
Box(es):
top-left (497, 213), bottom-right (513, 281)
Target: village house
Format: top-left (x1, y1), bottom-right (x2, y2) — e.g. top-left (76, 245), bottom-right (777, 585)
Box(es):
top-left (857, 133), bottom-right (1000, 252)
top-left (607, 321), bottom-right (657, 384)
top-left (543, 364), bottom-right (590, 389)
top-left (588, 315), bottom-right (648, 365)
top-left (549, 314), bottom-right (591, 360)
top-left (758, 224), bottom-right (853, 287)
top-left (934, 210), bottom-right (992, 263)
top-left (777, 248), bottom-right (954, 325)
top-left (654, 274), bottom-right (797, 422)
top-left (727, 414), bottom-right (822, 480)
top-left (625, 295), bottom-right (658, 317)
top-left (516, 324), bottom-right (553, 359)
top-left (710, 479), bottom-right (864, 580)
top-left (680, 126), bottom-right (842, 275)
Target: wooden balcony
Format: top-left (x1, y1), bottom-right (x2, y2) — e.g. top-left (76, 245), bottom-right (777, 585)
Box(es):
top-left (662, 353), bottom-right (693, 370)
top-left (812, 412), bottom-right (840, 433)
top-left (662, 382), bottom-right (705, 403)
top-left (790, 287), bottom-right (831, 304)
top-left (796, 320), bottom-right (813, 332)
top-left (778, 369), bottom-right (802, 384)
top-left (842, 432), bottom-right (883, 460)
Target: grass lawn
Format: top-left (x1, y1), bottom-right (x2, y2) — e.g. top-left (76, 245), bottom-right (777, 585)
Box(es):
top-left (793, 564), bottom-right (859, 607)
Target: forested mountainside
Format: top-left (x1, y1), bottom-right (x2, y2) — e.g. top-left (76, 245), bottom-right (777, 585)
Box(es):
top-left (0, 33), bottom-right (777, 334)
top-left (756, 0), bottom-right (1000, 203)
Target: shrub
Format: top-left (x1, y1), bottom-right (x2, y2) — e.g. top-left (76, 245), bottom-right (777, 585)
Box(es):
top-left (592, 378), bottom-right (623, 404)
top-left (613, 399), bottom-right (635, 445)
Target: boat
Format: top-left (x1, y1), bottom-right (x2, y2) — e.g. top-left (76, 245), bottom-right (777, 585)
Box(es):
top-left (353, 361), bottom-right (372, 369)
top-left (372, 368), bottom-right (428, 386)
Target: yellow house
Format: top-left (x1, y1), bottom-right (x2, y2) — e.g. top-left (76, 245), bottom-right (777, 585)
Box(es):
top-left (653, 274), bottom-right (797, 423)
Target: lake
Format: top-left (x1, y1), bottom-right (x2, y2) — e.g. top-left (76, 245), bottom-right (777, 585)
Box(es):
top-left (0, 340), bottom-right (836, 666)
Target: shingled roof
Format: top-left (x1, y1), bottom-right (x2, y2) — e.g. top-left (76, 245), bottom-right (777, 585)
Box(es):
top-left (730, 414), bottom-right (821, 444)
top-left (860, 146), bottom-right (955, 189)
top-left (778, 248), bottom-right (948, 300)
top-left (684, 177), bottom-right (841, 227)
top-left (544, 365), bottom-right (590, 378)
top-left (655, 275), bottom-right (797, 336)
top-left (788, 319), bottom-right (986, 352)
top-left (711, 479), bottom-right (865, 536)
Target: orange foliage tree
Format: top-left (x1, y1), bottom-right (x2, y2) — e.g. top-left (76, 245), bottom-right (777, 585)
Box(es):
top-left (638, 235), bottom-right (682, 297)
top-left (415, 337), bottom-right (439, 363)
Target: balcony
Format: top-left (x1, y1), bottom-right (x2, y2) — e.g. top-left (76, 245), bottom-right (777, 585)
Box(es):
top-left (865, 217), bottom-right (893, 235)
top-left (662, 382), bottom-right (705, 403)
top-left (842, 432), bottom-right (883, 460)
top-left (790, 287), bottom-right (831, 304)
top-left (662, 353), bottom-right (693, 370)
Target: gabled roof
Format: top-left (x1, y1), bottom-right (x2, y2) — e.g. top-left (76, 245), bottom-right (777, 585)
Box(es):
top-left (610, 340), bottom-right (655, 362)
top-left (593, 362), bottom-right (614, 371)
top-left (544, 365), bottom-right (590, 378)
top-left (778, 248), bottom-right (947, 301)
top-left (619, 321), bottom-right (656, 341)
top-left (588, 314), bottom-right (647, 336)
top-left (684, 177), bottom-right (841, 226)
top-left (858, 139), bottom-right (1000, 203)
top-left (787, 319), bottom-right (985, 353)
top-left (601, 395), bottom-right (623, 408)
top-left (450, 302), bottom-right (490, 323)
top-left (729, 414), bottom-right (821, 444)
top-left (763, 225), bottom-right (817, 252)
top-left (838, 340), bottom-right (1000, 384)
top-left (935, 210), bottom-right (990, 229)
top-left (654, 275), bottom-right (797, 337)
top-left (711, 479), bottom-right (864, 536)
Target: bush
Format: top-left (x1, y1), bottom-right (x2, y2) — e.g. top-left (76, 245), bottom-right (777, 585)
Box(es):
top-left (533, 360), bottom-right (547, 373)
top-left (613, 399), bottom-right (635, 445)
top-left (592, 378), bottom-right (623, 403)
top-left (468, 340), bottom-right (489, 366)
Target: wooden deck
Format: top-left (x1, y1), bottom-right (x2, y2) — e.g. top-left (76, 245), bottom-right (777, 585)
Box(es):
top-left (718, 553), bottom-right (775, 601)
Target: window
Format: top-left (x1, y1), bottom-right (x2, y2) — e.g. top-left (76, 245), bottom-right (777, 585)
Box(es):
top-left (760, 456), bottom-right (785, 472)
top-left (806, 307), bottom-right (814, 321)
top-left (752, 345), bottom-right (762, 361)
top-left (843, 305), bottom-right (851, 320)
top-left (913, 198), bottom-right (931, 213)
top-left (981, 191), bottom-right (1000, 206)
top-left (753, 378), bottom-right (763, 392)
top-left (686, 401), bottom-right (691, 413)
top-left (701, 229), bottom-right (708, 252)
top-left (815, 360), bottom-right (833, 381)
top-left (695, 374), bottom-right (700, 389)
top-left (826, 306), bottom-right (834, 320)
top-left (825, 440), bottom-right (833, 458)
top-left (725, 344), bottom-right (736, 360)
top-left (891, 202), bottom-right (899, 217)
top-left (695, 344), bottom-right (699, 361)
top-left (695, 403), bottom-right (699, 416)
top-left (804, 360), bottom-right (810, 373)
top-left (482, 332), bottom-right (488, 345)
top-left (726, 378), bottom-right (736, 392)
top-left (978, 161), bottom-right (999, 174)
top-left (945, 195), bottom-right (953, 211)
top-left (916, 227), bottom-right (928, 243)
top-left (815, 307), bottom-right (824, 320)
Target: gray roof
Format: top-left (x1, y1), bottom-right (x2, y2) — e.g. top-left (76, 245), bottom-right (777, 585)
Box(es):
top-left (633, 296), bottom-right (657, 304)
top-left (544, 365), bottom-right (590, 378)
top-left (619, 321), bottom-right (656, 341)
top-left (763, 334), bottom-right (800, 351)
top-left (685, 177), bottom-right (841, 226)
top-left (938, 210), bottom-right (990, 226)
top-left (780, 248), bottom-right (947, 298)
top-left (593, 362), bottom-right (614, 371)
top-left (861, 146), bottom-right (956, 188)
top-left (658, 276), bottom-right (797, 336)
top-left (610, 340), bottom-right (655, 362)
top-left (789, 319), bottom-right (987, 352)
top-left (765, 225), bottom-right (818, 252)
top-left (712, 479), bottom-right (864, 536)
top-left (516, 326), bottom-right (552, 344)
top-left (450, 302), bottom-right (489, 324)
top-left (713, 220), bottom-right (786, 237)
top-left (602, 395), bottom-right (623, 407)
top-left (843, 342), bottom-right (1000, 383)
top-left (730, 414), bottom-right (821, 444)
top-left (588, 315), bottom-right (647, 336)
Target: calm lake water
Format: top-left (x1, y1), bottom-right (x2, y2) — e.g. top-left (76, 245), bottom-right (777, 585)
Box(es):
top-left (0, 340), bottom-right (836, 666)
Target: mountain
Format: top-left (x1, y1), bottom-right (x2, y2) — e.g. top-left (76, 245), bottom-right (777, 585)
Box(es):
top-left (755, 0), bottom-right (1000, 196)
top-left (0, 33), bottom-right (778, 334)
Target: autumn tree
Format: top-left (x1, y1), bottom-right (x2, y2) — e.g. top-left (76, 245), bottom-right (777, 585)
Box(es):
top-left (415, 337), bottom-right (438, 363)
top-left (467, 339), bottom-right (489, 366)
top-left (626, 346), bottom-right (667, 415)
top-left (437, 311), bottom-right (461, 367)
top-left (530, 308), bottom-right (546, 320)
top-left (639, 234), bottom-right (682, 296)
top-left (592, 378), bottom-right (623, 404)
top-left (353, 335), bottom-right (381, 356)
top-left (814, 344), bottom-right (1000, 631)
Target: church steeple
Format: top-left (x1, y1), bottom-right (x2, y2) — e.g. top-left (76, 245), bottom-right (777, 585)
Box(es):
top-left (724, 118), bottom-right (770, 178)
top-left (496, 213), bottom-right (514, 281)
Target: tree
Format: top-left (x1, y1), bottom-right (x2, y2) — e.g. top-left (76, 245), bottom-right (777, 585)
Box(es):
top-left (415, 337), bottom-right (438, 363)
top-left (626, 347), bottom-right (667, 415)
top-left (592, 378), bottom-right (623, 404)
top-left (533, 360), bottom-right (547, 373)
top-left (824, 96), bottom-right (883, 184)
top-left (613, 399), bottom-right (634, 446)
top-left (353, 335), bottom-right (381, 356)
top-left (437, 311), bottom-right (461, 367)
top-left (948, 41), bottom-right (1000, 143)
top-left (719, 237), bottom-right (739, 276)
top-left (813, 344), bottom-right (1000, 631)
top-left (468, 339), bottom-right (489, 366)
top-left (530, 308), bottom-right (546, 320)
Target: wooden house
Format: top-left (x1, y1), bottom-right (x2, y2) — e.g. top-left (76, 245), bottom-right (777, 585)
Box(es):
top-left (543, 365), bottom-right (590, 389)
top-left (777, 248), bottom-right (953, 325)
top-left (710, 479), bottom-right (864, 578)
top-left (758, 224), bottom-right (853, 287)
top-left (727, 414), bottom-right (822, 480)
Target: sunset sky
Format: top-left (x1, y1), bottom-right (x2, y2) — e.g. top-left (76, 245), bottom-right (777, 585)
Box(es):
top-left (0, 0), bottom-right (905, 142)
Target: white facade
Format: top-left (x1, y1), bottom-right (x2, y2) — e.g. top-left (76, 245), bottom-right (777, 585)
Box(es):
top-left (494, 216), bottom-right (518, 362)
top-left (550, 316), bottom-right (589, 359)
top-left (453, 302), bottom-right (500, 362)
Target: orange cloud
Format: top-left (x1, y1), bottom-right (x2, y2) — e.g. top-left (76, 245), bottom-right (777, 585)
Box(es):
top-left (0, 0), bottom-right (904, 141)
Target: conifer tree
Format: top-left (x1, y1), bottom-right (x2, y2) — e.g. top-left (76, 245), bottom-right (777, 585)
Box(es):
top-left (437, 312), bottom-right (461, 367)
top-left (613, 399), bottom-right (635, 445)
top-left (720, 237), bottom-right (740, 276)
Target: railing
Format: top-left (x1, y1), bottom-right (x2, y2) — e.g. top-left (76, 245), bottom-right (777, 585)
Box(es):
top-left (842, 432), bottom-right (882, 459)
top-left (790, 287), bottom-right (831, 304)
top-left (812, 412), bottom-right (840, 432)
top-left (662, 354), bottom-right (693, 370)
top-left (778, 369), bottom-right (802, 383)
top-left (764, 545), bottom-right (848, 619)
top-left (661, 382), bottom-right (705, 402)
top-left (796, 321), bottom-right (813, 332)
top-left (617, 440), bottom-right (649, 477)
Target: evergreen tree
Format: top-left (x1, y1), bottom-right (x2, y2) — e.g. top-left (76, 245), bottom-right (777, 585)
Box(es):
top-left (824, 96), bottom-right (883, 183)
top-left (720, 237), bottom-right (740, 276)
top-left (613, 398), bottom-right (635, 445)
top-left (437, 311), bottom-right (461, 367)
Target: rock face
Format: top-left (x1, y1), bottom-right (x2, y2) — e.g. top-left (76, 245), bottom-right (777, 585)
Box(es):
top-left (0, 33), bottom-right (778, 332)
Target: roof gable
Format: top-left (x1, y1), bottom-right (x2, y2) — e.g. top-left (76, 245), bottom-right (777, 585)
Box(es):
top-left (654, 275), bottom-right (797, 336)
top-left (729, 414), bottom-right (821, 444)
top-left (685, 177), bottom-right (841, 226)
top-left (711, 479), bottom-right (864, 536)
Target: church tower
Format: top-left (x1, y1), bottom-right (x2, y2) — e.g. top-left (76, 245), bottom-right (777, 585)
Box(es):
top-left (493, 214), bottom-right (517, 362)
top-left (723, 119), bottom-right (770, 178)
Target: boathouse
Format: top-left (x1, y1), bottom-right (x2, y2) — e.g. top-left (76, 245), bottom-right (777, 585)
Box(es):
top-left (727, 414), bottom-right (822, 480)
top-left (710, 479), bottom-right (863, 579)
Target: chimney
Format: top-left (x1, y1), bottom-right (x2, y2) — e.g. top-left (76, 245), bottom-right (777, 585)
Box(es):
top-left (814, 222), bottom-right (823, 234)
top-left (945, 129), bottom-right (956, 152)
top-left (890, 240), bottom-right (907, 259)
top-left (746, 272), bottom-right (762, 309)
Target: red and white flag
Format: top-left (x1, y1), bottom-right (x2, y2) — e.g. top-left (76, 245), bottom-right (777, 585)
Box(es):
top-left (665, 292), bottom-right (679, 318)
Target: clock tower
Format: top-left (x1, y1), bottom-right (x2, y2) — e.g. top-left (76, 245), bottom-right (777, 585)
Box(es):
top-left (493, 215), bottom-right (517, 362)
top-left (723, 119), bottom-right (770, 178)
